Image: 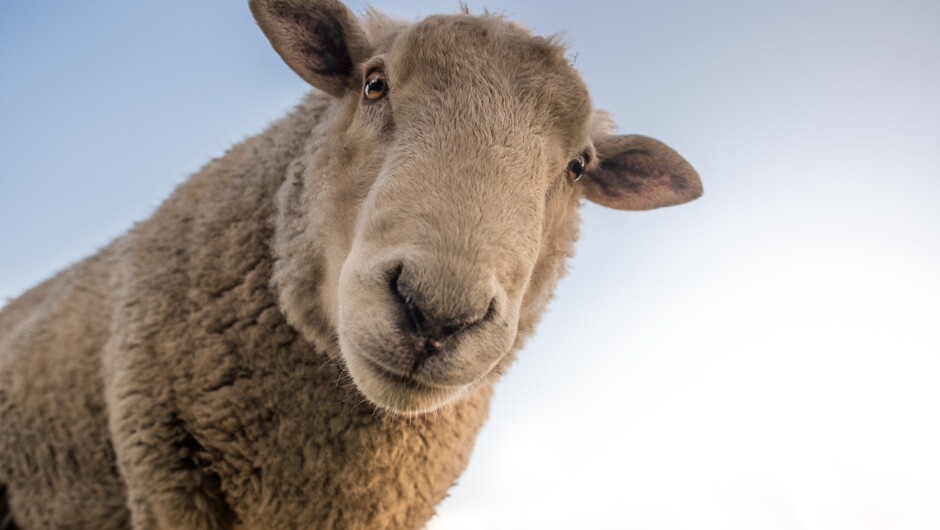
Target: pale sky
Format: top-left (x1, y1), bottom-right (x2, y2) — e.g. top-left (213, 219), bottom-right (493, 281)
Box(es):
top-left (2, 1), bottom-right (939, 529)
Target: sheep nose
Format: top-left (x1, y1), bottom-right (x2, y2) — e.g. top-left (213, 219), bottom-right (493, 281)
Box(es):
top-left (389, 265), bottom-right (493, 353)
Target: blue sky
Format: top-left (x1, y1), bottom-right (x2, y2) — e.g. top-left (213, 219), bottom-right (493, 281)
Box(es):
top-left (2, 1), bottom-right (939, 528)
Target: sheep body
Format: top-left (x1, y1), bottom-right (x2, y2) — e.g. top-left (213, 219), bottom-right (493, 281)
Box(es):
top-left (0, 94), bottom-right (494, 529)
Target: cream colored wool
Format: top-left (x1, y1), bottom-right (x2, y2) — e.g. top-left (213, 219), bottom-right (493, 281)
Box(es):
top-left (0, 1), bottom-right (701, 528)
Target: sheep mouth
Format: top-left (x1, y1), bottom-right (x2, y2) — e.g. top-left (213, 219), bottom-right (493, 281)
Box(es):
top-left (361, 356), bottom-right (461, 393)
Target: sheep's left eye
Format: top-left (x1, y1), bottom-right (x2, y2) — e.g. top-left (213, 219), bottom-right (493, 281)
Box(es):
top-left (364, 70), bottom-right (388, 101)
top-left (567, 155), bottom-right (587, 181)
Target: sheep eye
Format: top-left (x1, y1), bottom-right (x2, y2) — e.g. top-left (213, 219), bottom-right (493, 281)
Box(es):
top-left (364, 70), bottom-right (388, 101)
top-left (567, 155), bottom-right (587, 181)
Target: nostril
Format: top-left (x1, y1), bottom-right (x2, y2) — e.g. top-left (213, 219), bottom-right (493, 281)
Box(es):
top-left (389, 264), bottom-right (425, 333)
top-left (388, 263), bottom-right (404, 305)
top-left (388, 264), bottom-right (496, 344)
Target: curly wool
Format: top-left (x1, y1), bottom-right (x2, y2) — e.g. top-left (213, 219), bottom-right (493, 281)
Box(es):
top-left (0, 92), bottom-right (500, 529)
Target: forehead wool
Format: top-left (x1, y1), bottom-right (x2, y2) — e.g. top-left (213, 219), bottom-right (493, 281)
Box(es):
top-left (382, 14), bottom-right (593, 150)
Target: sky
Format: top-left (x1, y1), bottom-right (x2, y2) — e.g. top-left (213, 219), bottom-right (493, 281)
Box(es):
top-left (2, 1), bottom-right (939, 529)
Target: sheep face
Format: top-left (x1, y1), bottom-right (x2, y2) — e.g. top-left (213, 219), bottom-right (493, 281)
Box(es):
top-left (254, 0), bottom-right (703, 414)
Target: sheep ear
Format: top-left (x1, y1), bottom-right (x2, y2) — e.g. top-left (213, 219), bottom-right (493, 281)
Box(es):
top-left (580, 134), bottom-right (703, 211)
top-left (250, 0), bottom-right (370, 96)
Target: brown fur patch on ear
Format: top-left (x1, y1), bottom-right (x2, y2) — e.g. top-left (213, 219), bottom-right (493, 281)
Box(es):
top-left (251, 0), bottom-right (370, 96)
top-left (581, 134), bottom-right (703, 211)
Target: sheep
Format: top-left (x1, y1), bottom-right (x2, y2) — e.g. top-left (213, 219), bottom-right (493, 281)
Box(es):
top-left (0, 1), bottom-right (703, 528)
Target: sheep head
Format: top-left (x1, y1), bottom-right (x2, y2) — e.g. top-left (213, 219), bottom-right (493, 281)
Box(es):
top-left (253, 0), bottom-right (703, 414)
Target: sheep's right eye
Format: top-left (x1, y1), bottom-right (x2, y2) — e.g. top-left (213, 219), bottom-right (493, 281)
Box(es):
top-left (364, 70), bottom-right (388, 101)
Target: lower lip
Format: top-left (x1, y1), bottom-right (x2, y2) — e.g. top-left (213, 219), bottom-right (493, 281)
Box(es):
top-left (364, 358), bottom-right (431, 389)
top-left (363, 357), bottom-right (458, 393)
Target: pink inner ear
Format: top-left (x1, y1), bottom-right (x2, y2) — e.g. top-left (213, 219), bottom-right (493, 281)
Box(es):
top-left (610, 149), bottom-right (677, 185)
top-left (582, 135), bottom-right (702, 211)
top-left (252, 0), bottom-right (369, 97)
top-left (278, 5), bottom-right (353, 79)
top-left (628, 149), bottom-right (696, 194)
